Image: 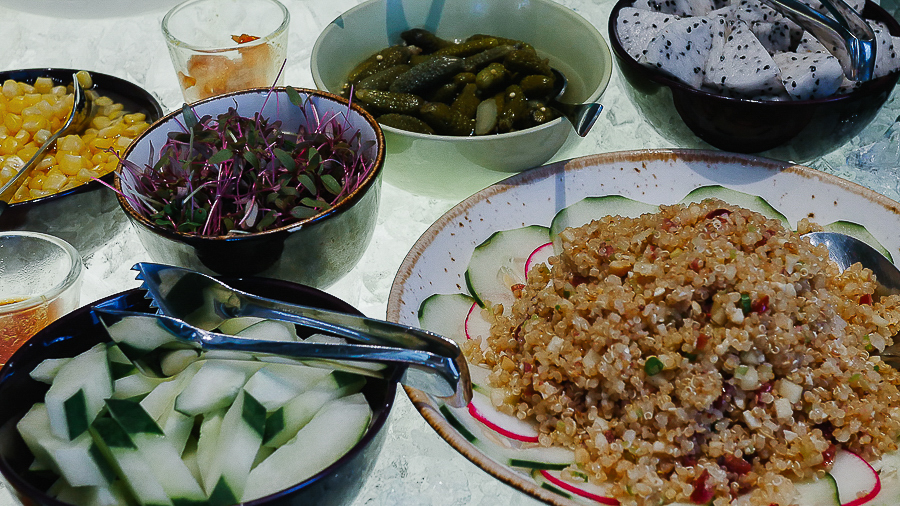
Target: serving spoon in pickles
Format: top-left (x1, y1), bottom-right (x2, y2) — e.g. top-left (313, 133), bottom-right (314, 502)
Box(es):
top-left (548, 67), bottom-right (603, 137)
top-left (0, 71), bottom-right (95, 216)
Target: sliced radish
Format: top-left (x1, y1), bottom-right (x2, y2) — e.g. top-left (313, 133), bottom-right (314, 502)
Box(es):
top-left (465, 302), bottom-right (492, 342)
top-left (467, 392), bottom-right (539, 443)
top-left (830, 450), bottom-right (881, 506)
top-left (418, 293), bottom-right (477, 345)
top-left (525, 242), bottom-right (554, 279)
top-left (539, 469), bottom-right (619, 505)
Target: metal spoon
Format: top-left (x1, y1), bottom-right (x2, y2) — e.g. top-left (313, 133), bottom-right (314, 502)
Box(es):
top-left (804, 231), bottom-right (900, 365)
top-left (549, 67), bottom-right (603, 137)
top-left (0, 72), bottom-right (95, 215)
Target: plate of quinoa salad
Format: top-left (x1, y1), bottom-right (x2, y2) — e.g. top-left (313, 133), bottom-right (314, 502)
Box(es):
top-left (387, 149), bottom-right (900, 506)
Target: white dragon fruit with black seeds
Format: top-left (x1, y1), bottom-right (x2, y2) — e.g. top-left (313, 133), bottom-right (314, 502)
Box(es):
top-left (751, 19), bottom-right (795, 54)
top-left (640, 16), bottom-right (714, 88)
top-left (704, 19), bottom-right (783, 96)
top-left (797, 30), bottom-right (831, 53)
top-left (773, 51), bottom-right (844, 99)
top-left (617, 7), bottom-right (681, 61)
top-left (635, 0), bottom-right (716, 16)
top-left (873, 25), bottom-right (900, 78)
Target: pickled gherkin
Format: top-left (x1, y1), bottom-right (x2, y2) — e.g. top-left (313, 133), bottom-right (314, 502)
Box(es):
top-left (344, 28), bottom-right (565, 136)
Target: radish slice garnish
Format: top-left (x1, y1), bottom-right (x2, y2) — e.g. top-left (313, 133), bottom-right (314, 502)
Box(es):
top-left (465, 302), bottom-right (491, 341)
top-left (525, 242), bottom-right (554, 279)
top-left (831, 450), bottom-right (881, 506)
top-left (467, 392), bottom-right (539, 443)
top-left (539, 469), bottom-right (619, 505)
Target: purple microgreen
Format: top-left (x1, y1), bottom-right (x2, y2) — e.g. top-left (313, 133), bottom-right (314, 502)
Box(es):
top-left (114, 87), bottom-right (376, 236)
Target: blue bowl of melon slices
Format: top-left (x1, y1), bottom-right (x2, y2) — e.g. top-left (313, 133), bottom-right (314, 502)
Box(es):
top-left (0, 278), bottom-right (399, 506)
top-left (608, 0), bottom-right (900, 160)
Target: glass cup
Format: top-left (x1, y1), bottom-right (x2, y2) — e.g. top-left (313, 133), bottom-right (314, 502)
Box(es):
top-left (0, 232), bottom-right (83, 366)
top-left (161, 0), bottom-right (290, 103)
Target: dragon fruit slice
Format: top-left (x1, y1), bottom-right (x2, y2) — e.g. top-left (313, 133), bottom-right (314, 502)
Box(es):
top-left (616, 7), bottom-right (681, 61)
top-left (751, 20), bottom-right (796, 54)
top-left (873, 24), bottom-right (900, 79)
top-left (636, 0), bottom-right (716, 16)
top-left (797, 30), bottom-right (832, 53)
top-left (773, 51), bottom-right (844, 99)
top-left (704, 19), bottom-right (783, 97)
top-left (640, 16), bottom-right (714, 88)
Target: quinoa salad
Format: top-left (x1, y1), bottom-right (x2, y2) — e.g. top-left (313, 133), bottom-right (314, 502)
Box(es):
top-left (462, 199), bottom-right (900, 506)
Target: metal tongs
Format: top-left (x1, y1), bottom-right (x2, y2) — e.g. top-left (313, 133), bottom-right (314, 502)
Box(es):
top-left (761, 0), bottom-right (876, 81)
top-left (114, 262), bottom-right (472, 407)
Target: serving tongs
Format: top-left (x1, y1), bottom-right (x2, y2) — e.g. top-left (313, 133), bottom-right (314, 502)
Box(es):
top-left (128, 262), bottom-right (472, 407)
top-left (761, 0), bottom-right (876, 82)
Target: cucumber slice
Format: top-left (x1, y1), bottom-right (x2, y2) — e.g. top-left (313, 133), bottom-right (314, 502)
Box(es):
top-left (678, 185), bottom-right (789, 228)
top-left (550, 195), bottom-right (658, 254)
top-left (418, 293), bottom-right (478, 345)
top-left (465, 225), bottom-right (551, 311)
top-left (174, 360), bottom-right (261, 416)
top-left (29, 358), bottom-right (72, 384)
top-left (54, 479), bottom-right (132, 506)
top-left (105, 398), bottom-right (206, 503)
top-left (160, 349), bottom-right (201, 377)
top-left (45, 343), bottom-right (112, 440)
top-left (823, 220), bottom-right (894, 263)
top-left (90, 416), bottom-right (173, 506)
top-left (235, 319), bottom-right (298, 342)
top-left (162, 410), bottom-right (194, 456)
top-left (262, 371), bottom-right (366, 448)
top-left (243, 393), bottom-right (372, 502)
top-left (204, 391), bottom-right (266, 502)
top-left (794, 474), bottom-right (840, 506)
top-left (243, 366), bottom-right (310, 412)
top-left (16, 403), bottom-right (114, 488)
top-left (112, 372), bottom-right (171, 400)
top-left (196, 409), bottom-right (225, 494)
top-left (139, 361), bottom-right (201, 425)
top-left (216, 316), bottom-right (264, 336)
top-left (102, 314), bottom-right (180, 361)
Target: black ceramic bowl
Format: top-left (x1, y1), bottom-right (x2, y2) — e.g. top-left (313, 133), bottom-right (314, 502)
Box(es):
top-left (0, 68), bottom-right (164, 256)
top-left (608, 1), bottom-right (900, 160)
top-left (114, 87), bottom-right (385, 289)
top-left (0, 278), bottom-right (399, 506)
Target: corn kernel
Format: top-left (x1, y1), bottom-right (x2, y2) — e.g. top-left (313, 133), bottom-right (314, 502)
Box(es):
top-left (29, 188), bottom-right (52, 199)
top-left (21, 115), bottom-right (48, 134)
top-left (32, 77), bottom-right (53, 94)
top-left (0, 137), bottom-right (18, 155)
top-left (91, 116), bottom-right (111, 129)
top-left (17, 83), bottom-right (35, 94)
top-left (17, 144), bottom-right (39, 162)
top-left (1, 80), bottom-right (18, 98)
top-left (90, 137), bottom-right (113, 151)
top-left (42, 170), bottom-right (67, 191)
top-left (57, 135), bottom-right (84, 152)
top-left (3, 114), bottom-right (21, 134)
top-left (23, 93), bottom-right (41, 107)
top-left (33, 129), bottom-right (50, 145)
top-left (14, 129), bottom-right (30, 144)
top-left (28, 173), bottom-right (46, 190)
top-left (7, 96), bottom-right (26, 114)
top-left (124, 112), bottom-right (146, 124)
top-left (58, 153), bottom-right (83, 175)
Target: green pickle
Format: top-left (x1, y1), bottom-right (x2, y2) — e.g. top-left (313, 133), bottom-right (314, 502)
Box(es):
top-left (345, 29), bottom-right (563, 136)
top-left (354, 89), bottom-right (424, 115)
top-left (378, 113), bottom-right (436, 134)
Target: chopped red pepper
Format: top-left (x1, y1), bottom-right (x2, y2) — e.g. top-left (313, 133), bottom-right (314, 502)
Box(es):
top-left (690, 469), bottom-right (715, 504)
top-left (705, 209), bottom-right (732, 220)
top-left (822, 444), bottom-right (837, 467)
top-left (696, 333), bottom-right (709, 350)
top-left (721, 454), bottom-right (753, 475)
top-left (860, 294), bottom-right (873, 305)
top-left (751, 295), bottom-right (769, 313)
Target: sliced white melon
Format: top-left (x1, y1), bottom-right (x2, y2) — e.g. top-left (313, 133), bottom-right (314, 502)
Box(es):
top-left (242, 393), bottom-right (372, 502)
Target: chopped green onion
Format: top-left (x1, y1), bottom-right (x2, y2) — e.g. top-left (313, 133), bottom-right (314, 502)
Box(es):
top-left (644, 356), bottom-right (664, 376)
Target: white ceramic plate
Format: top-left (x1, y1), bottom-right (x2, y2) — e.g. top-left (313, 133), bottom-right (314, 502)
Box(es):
top-left (386, 149), bottom-right (900, 506)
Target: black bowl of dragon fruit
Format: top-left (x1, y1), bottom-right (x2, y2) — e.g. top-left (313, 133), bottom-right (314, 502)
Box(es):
top-left (609, 0), bottom-right (900, 159)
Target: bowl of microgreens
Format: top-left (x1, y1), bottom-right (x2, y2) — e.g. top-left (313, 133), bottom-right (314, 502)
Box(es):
top-left (113, 87), bottom-right (385, 288)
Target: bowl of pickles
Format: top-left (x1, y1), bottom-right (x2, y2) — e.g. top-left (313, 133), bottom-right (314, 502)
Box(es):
top-left (311, 0), bottom-right (612, 199)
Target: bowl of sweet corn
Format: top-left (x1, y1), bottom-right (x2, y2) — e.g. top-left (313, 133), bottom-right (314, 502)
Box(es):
top-left (0, 68), bottom-right (163, 256)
